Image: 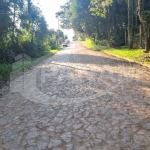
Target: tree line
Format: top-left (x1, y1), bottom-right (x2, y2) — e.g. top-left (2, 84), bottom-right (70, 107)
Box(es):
top-left (0, 0), bottom-right (65, 64)
top-left (56, 0), bottom-right (150, 52)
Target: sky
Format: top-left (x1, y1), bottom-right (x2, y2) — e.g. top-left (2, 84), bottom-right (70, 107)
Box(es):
top-left (34, 0), bottom-right (74, 41)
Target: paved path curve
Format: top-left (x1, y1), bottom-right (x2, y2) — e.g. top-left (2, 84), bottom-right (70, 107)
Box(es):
top-left (0, 42), bottom-right (150, 150)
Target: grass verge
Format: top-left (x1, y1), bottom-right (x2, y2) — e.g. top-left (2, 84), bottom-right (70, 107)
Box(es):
top-left (80, 40), bottom-right (150, 65)
top-left (0, 49), bottom-right (61, 83)
top-left (102, 48), bottom-right (150, 64)
top-left (81, 39), bottom-right (110, 50)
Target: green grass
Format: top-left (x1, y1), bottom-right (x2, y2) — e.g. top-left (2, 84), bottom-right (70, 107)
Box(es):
top-left (102, 48), bottom-right (150, 64)
top-left (81, 41), bottom-right (94, 49)
top-left (0, 49), bottom-right (61, 83)
top-left (48, 49), bottom-right (59, 54)
top-left (81, 40), bottom-right (110, 51)
top-left (81, 40), bottom-right (150, 65)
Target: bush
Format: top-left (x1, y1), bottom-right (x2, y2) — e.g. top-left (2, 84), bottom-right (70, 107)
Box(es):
top-left (0, 63), bottom-right (12, 82)
top-left (109, 36), bottom-right (124, 47)
top-left (94, 39), bottom-right (109, 46)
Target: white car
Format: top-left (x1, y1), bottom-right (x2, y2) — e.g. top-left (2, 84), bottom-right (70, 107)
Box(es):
top-left (62, 42), bottom-right (68, 47)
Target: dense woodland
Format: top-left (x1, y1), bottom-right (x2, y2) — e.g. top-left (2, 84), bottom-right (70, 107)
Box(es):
top-left (56, 0), bottom-right (150, 52)
top-left (0, 0), bottom-right (65, 64)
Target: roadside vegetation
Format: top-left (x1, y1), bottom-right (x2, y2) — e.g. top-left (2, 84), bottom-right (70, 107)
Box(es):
top-left (57, 0), bottom-right (150, 51)
top-left (56, 0), bottom-right (150, 60)
top-left (0, 64), bottom-right (12, 82)
top-left (82, 38), bottom-right (150, 64)
top-left (0, 0), bottom-right (66, 83)
top-left (81, 38), bottom-right (110, 50)
top-left (102, 48), bottom-right (150, 64)
top-left (0, 49), bottom-right (61, 83)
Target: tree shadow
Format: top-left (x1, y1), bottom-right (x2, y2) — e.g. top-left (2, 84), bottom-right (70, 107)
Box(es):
top-left (53, 53), bottom-right (143, 67)
top-left (1, 60), bottom-right (150, 149)
top-left (36, 61), bottom-right (150, 101)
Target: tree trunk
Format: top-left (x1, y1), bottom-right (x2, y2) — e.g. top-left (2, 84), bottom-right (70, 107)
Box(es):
top-left (11, 3), bottom-right (16, 63)
top-left (138, 0), bottom-right (150, 52)
top-left (144, 24), bottom-right (150, 52)
top-left (134, 0), bottom-right (138, 27)
top-left (12, 4), bottom-right (16, 45)
top-left (107, 7), bottom-right (111, 41)
top-left (125, 27), bottom-right (127, 45)
top-left (128, 0), bottom-right (133, 49)
top-left (140, 24), bottom-right (143, 48)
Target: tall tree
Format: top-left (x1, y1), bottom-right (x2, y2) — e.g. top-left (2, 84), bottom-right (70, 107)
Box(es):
top-left (128, 0), bottom-right (133, 49)
top-left (138, 0), bottom-right (150, 52)
top-left (90, 0), bottom-right (128, 46)
top-left (0, 0), bottom-right (11, 62)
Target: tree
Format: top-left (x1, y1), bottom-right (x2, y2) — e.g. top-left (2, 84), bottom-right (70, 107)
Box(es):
top-left (56, 0), bottom-right (111, 42)
top-left (138, 0), bottom-right (150, 52)
top-left (0, 0), bottom-right (11, 63)
top-left (0, 0), bottom-right (64, 63)
top-left (89, 0), bottom-right (128, 46)
top-left (90, 0), bottom-right (113, 17)
top-left (128, 0), bottom-right (133, 49)
top-left (56, 2), bottom-right (72, 29)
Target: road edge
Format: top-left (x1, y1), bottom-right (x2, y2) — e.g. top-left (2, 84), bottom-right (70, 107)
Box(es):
top-left (101, 51), bottom-right (150, 69)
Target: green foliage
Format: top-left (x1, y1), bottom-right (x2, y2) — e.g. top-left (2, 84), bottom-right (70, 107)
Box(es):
top-left (56, 0), bottom-right (128, 47)
top-left (57, 0), bottom-right (149, 51)
top-left (64, 35), bottom-right (68, 39)
top-left (0, 0), bottom-right (65, 63)
top-left (0, 49), bottom-right (61, 82)
top-left (82, 38), bottom-right (110, 51)
top-left (0, 63), bottom-right (12, 82)
top-left (90, 0), bottom-right (113, 17)
top-left (102, 48), bottom-right (150, 64)
top-left (56, 2), bottom-right (72, 29)
top-left (0, 0), bottom-right (65, 82)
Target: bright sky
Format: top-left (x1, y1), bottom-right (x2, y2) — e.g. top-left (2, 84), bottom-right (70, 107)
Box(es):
top-left (34, 0), bottom-right (74, 41)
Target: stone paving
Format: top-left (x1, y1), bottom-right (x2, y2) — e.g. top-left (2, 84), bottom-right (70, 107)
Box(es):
top-left (0, 42), bottom-right (150, 150)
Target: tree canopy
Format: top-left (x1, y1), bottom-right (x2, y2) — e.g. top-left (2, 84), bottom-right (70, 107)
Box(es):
top-left (0, 0), bottom-right (65, 63)
top-left (56, 0), bottom-right (150, 51)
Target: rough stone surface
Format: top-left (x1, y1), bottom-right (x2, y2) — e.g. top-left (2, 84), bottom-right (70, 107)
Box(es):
top-left (48, 140), bottom-right (62, 148)
top-left (0, 42), bottom-right (150, 149)
top-left (61, 132), bottom-right (72, 143)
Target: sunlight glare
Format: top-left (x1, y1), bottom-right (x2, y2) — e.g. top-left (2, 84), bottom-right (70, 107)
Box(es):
top-left (34, 0), bottom-right (74, 41)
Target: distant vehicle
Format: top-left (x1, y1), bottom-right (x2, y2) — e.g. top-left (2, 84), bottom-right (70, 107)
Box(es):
top-left (62, 42), bottom-right (68, 47)
top-left (65, 39), bottom-right (70, 44)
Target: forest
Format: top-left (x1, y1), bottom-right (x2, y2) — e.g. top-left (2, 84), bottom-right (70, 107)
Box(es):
top-left (56, 0), bottom-right (150, 52)
top-left (0, 0), bottom-right (67, 82)
top-left (0, 0), bottom-right (150, 82)
top-left (0, 0), bottom-right (65, 63)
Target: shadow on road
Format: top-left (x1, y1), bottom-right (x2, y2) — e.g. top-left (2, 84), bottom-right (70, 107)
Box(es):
top-left (53, 53), bottom-right (142, 67)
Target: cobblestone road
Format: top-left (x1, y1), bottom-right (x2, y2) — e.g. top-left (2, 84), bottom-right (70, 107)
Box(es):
top-left (0, 42), bottom-right (150, 150)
